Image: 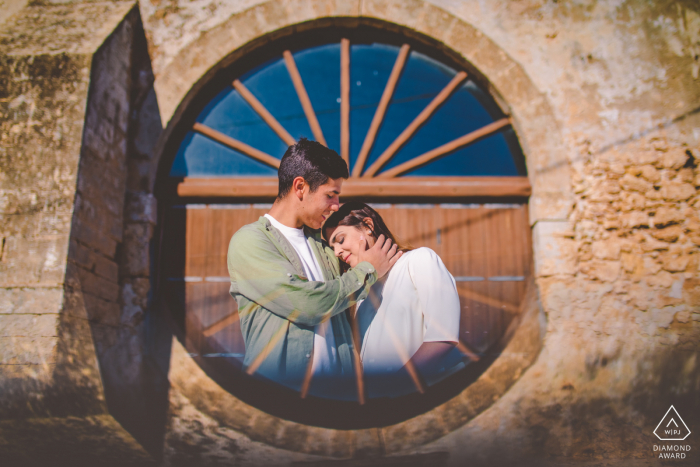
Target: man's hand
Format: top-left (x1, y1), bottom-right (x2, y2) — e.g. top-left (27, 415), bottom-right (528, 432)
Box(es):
top-left (358, 234), bottom-right (402, 278)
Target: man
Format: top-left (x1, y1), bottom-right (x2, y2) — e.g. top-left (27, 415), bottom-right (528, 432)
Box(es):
top-left (227, 139), bottom-right (401, 394)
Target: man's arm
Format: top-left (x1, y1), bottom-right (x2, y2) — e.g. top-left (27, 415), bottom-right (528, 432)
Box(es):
top-left (229, 227), bottom-right (386, 327)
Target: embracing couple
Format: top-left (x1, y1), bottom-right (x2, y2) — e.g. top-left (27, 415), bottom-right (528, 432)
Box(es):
top-left (227, 139), bottom-right (462, 399)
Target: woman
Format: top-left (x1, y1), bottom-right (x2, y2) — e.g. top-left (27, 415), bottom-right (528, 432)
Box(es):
top-left (323, 202), bottom-right (463, 397)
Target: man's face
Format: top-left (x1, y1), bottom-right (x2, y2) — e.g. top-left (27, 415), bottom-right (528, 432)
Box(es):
top-left (300, 177), bottom-right (343, 230)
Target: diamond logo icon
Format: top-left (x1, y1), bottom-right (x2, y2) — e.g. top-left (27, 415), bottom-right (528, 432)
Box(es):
top-left (654, 405), bottom-right (691, 441)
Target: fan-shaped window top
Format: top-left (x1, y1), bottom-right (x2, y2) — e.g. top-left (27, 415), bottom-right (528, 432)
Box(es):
top-left (170, 41), bottom-right (525, 179)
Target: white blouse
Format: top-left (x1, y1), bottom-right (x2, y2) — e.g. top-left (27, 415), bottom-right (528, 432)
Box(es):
top-left (356, 247), bottom-right (460, 382)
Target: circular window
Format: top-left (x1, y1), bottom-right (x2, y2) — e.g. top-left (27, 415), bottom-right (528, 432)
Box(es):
top-left (158, 26), bottom-right (532, 428)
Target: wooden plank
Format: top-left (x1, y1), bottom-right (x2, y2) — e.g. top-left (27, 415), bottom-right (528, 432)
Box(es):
top-left (232, 79), bottom-right (296, 146)
top-left (185, 206), bottom-right (209, 278)
top-left (352, 44), bottom-right (410, 177)
top-left (173, 176), bottom-right (531, 199)
top-left (206, 207), bottom-right (230, 278)
top-left (363, 71), bottom-right (468, 177)
top-left (283, 50), bottom-right (327, 146)
top-left (376, 118), bottom-right (512, 178)
top-left (340, 38), bottom-right (351, 166)
top-left (184, 282), bottom-right (207, 354)
top-left (193, 122), bottom-right (281, 169)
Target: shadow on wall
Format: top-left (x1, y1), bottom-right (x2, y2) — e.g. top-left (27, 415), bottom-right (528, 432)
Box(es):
top-left (66, 7), bottom-right (172, 460)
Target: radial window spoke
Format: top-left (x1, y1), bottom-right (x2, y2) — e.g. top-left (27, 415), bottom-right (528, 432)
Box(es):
top-left (193, 122), bottom-right (281, 169)
top-left (377, 118), bottom-right (512, 178)
top-left (284, 50), bottom-right (327, 146)
top-left (363, 71), bottom-right (468, 177)
top-left (232, 79), bottom-right (296, 146)
top-left (340, 38), bottom-right (351, 165)
top-left (352, 44), bottom-right (410, 177)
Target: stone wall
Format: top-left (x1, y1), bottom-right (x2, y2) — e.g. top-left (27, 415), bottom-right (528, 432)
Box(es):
top-left (0, 2), bottom-right (160, 464)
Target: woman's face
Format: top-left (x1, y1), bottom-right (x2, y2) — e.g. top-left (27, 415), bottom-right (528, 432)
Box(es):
top-left (325, 223), bottom-right (375, 268)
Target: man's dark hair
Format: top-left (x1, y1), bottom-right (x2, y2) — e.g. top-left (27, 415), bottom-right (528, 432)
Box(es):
top-left (277, 138), bottom-right (348, 199)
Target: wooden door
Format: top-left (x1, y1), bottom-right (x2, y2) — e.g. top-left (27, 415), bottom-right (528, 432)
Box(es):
top-left (162, 202), bottom-right (531, 361)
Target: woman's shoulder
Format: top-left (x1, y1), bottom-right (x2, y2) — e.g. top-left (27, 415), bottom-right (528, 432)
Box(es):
top-left (401, 247), bottom-right (444, 266)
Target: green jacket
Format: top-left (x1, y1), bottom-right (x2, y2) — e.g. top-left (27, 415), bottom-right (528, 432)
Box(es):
top-left (227, 216), bottom-right (378, 390)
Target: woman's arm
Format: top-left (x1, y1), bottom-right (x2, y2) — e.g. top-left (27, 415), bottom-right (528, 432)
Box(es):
top-left (403, 248), bottom-right (461, 384)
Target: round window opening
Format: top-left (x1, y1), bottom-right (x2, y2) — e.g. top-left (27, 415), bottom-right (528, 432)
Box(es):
top-left (158, 25), bottom-right (533, 429)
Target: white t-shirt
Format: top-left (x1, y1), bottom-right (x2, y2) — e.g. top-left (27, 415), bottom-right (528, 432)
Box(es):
top-left (264, 214), bottom-right (338, 376)
top-left (356, 247), bottom-right (460, 377)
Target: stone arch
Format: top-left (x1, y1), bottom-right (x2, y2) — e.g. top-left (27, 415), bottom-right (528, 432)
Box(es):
top-left (148, 0), bottom-right (566, 457)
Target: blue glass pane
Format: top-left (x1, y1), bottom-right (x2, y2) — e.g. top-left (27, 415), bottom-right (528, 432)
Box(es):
top-left (170, 40), bottom-right (526, 179)
top-left (294, 44), bottom-right (341, 154)
top-left (197, 88), bottom-right (289, 162)
top-left (240, 57), bottom-right (314, 143)
top-left (170, 132), bottom-right (277, 177)
top-left (348, 44), bottom-right (400, 172)
top-left (361, 51), bottom-right (455, 175)
top-left (400, 131), bottom-right (520, 176)
top-left (379, 80), bottom-right (513, 175)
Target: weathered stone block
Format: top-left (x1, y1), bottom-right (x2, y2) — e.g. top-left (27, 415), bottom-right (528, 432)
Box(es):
top-left (660, 148), bottom-right (691, 169)
top-left (0, 361), bottom-right (55, 382)
top-left (661, 254), bottom-right (689, 273)
top-left (0, 287), bottom-right (63, 315)
top-left (658, 182), bottom-right (696, 201)
top-left (532, 221), bottom-right (577, 277)
top-left (592, 239), bottom-right (621, 260)
top-left (619, 173), bottom-right (652, 192)
top-left (618, 191), bottom-right (646, 211)
top-left (620, 252), bottom-right (642, 274)
top-left (648, 271), bottom-right (674, 288)
top-left (638, 165), bottom-right (660, 182)
top-left (132, 88), bottom-right (163, 160)
top-left (641, 235), bottom-right (670, 252)
top-left (580, 260), bottom-right (621, 282)
top-left (93, 254), bottom-right (119, 283)
top-left (120, 278), bottom-right (149, 328)
top-left (651, 225), bottom-right (682, 242)
top-left (83, 293), bottom-right (120, 327)
top-left (621, 211), bottom-right (649, 229)
top-left (71, 266), bottom-right (119, 303)
top-left (71, 217), bottom-right (117, 258)
top-left (124, 192), bottom-right (157, 225)
top-left (642, 256), bottom-right (662, 275)
top-left (0, 336), bottom-right (57, 364)
top-left (652, 207), bottom-right (685, 227)
top-left (0, 234), bottom-right (69, 285)
top-left (529, 191), bottom-right (574, 224)
top-left (0, 314), bottom-right (59, 338)
top-left (120, 223), bottom-right (153, 277)
top-left (73, 190), bottom-right (125, 241)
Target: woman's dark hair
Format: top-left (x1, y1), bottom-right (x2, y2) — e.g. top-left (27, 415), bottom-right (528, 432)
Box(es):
top-left (277, 138), bottom-right (348, 199)
top-left (322, 201), bottom-right (413, 253)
